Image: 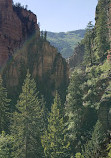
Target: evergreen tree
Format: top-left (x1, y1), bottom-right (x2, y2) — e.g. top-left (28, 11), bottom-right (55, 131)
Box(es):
top-left (82, 120), bottom-right (105, 158)
top-left (11, 71), bottom-right (44, 158)
top-left (41, 92), bottom-right (70, 158)
top-left (44, 31), bottom-right (47, 41)
top-left (95, 0), bottom-right (109, 61)
top-left (83, 21), bottom-right (94, 65)
top-left (41, 31), bottom-right (44, 39)
top-left (39, 95), bottom-right (48, 133)
top-left (107, 144), bottom-right (111, 158)
top-left (0, 76), bottom-right (10, 133)
top-left (65, 69), bottom-right (85, 153)
top-left (0, 131), bottom-right (14, 158)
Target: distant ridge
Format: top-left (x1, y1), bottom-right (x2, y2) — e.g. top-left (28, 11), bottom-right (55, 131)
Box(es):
top-left (46, 29), bottom-right (86, 59)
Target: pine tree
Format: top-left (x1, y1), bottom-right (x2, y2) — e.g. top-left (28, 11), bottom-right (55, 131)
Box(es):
top-left (82, 120), bottom-right (105, 158)
top-left (95, 0), bottom-right (109, 61)
top-left (83, 21), bottom-right (94, 65)
top-left (0, 76), bottom-right (10, 133)
top-left (107, 144), bottom-right (111, 158)
top-left (0, 131), bottom-right (14, 158)
top-left (41, 92), bottom-right (70, 158)
top-left (65, 69), bottom-right (85, 153)
top-left (39, 95), bottom-right (48, 133)
top-left (41, 30), bottom-right (44, 39)
top-left (44, 31), bottom-right (47, 41)
top-left (11, 71), bottom-right (44, 158)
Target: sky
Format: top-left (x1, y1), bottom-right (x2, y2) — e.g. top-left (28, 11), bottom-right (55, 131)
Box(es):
top-left (13, 0), bottom-right (98, 33)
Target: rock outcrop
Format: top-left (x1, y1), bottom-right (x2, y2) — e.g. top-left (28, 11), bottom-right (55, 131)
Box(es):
top-left (0, 0), bottom-right (69, 108)
top-left (0, 0), bottom-right (40, 67)
top-left (67, 43), bottom-right (84, 70)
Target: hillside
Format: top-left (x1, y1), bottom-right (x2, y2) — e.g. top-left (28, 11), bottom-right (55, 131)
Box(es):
top-left (66, 0), bottom-right (111, 156)
top-left (46, 29), bottom-right (86, 59)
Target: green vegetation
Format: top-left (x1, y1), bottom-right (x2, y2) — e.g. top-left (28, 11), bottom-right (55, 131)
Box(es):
top-left (0, 76), bottom-right (10, 133)
top-left (65, 69), bottom-right (85, 153)
top-left (94, 0), bottom-right (109, 62)
top-left (83, 21), bottom-right (94, 65)
top-left (41, 92), bottom-right (70, 158)
top-left (107, 144), bottom-right (111, 158)
top-left (11, 71), bottom-right (45, 158)
top-left (0, 62), bottom-right (111, 157)
top-left (12, 1), bottom-right (29, 10)
top-left (75, 153), bottom-right (84, 158)
top-left (0, 131), bottom-right (14, 158)
top-left (46, 30), bottom-right (85, 58)
top-left (82, 120), bottom-right (105, 157)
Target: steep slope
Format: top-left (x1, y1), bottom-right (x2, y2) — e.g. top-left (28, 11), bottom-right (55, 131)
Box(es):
top-left (0, 0), bottom-right (69, 109)
top-left (64, 1), bottom-right (111, 156)
top-left (46, 30), bottom-right (85, 59)
top-left (67, 0), bottom-right (111, 151)
top-left (68, 0), bottom-right (111, 70)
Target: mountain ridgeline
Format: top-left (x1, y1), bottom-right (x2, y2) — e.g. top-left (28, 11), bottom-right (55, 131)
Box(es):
top-left (45, 29), bottom-right (86, 59)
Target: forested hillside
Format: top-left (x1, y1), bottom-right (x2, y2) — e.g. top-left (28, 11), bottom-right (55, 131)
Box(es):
top-left (66, 0), bottom-right (111, 157)
top-left (45, 29), bottom-right (85, 58)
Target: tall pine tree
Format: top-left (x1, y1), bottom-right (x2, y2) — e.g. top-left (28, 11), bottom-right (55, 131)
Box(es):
top-left (0, 131), bottom-right (14, 158)
top-left (83, 21), bottom-right (94, 66)
top-left (0, 75), bottom-right (10, 133)
top-left (65, 69), bottom-right (84, 154)
top-left (95, 0), bottom-right (109, 61)
top-left (11, 71), bottom-right (45, 158)
top-left (41, 92), bottom-right (70, 158)
top-left (82, 120), bottom-right (105, 158)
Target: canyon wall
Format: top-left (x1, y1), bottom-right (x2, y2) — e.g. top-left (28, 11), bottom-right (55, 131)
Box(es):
top-left (0, 0), bottom-right (69, 108)
top-left (0, 0), bottom-right (40, 67)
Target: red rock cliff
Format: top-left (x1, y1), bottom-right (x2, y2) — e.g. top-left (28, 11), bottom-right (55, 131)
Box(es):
top-left (1, 0), bottom-right (69, 108)
top-left (0, 0), bottom-right (39, 67)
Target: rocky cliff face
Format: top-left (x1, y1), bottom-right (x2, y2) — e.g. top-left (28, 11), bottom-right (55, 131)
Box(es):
top-left (0, 0), bottom-right (40, 67)
top-left (67, 43), bottom-right (84, 70)
top-left (0, 0), bottom-right (69, 108)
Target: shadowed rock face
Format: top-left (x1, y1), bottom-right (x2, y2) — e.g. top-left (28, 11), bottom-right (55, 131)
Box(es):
top-left (67, 43), bottom-right (84, 70)
top-left (0, 0), bottom-right (69, 108)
